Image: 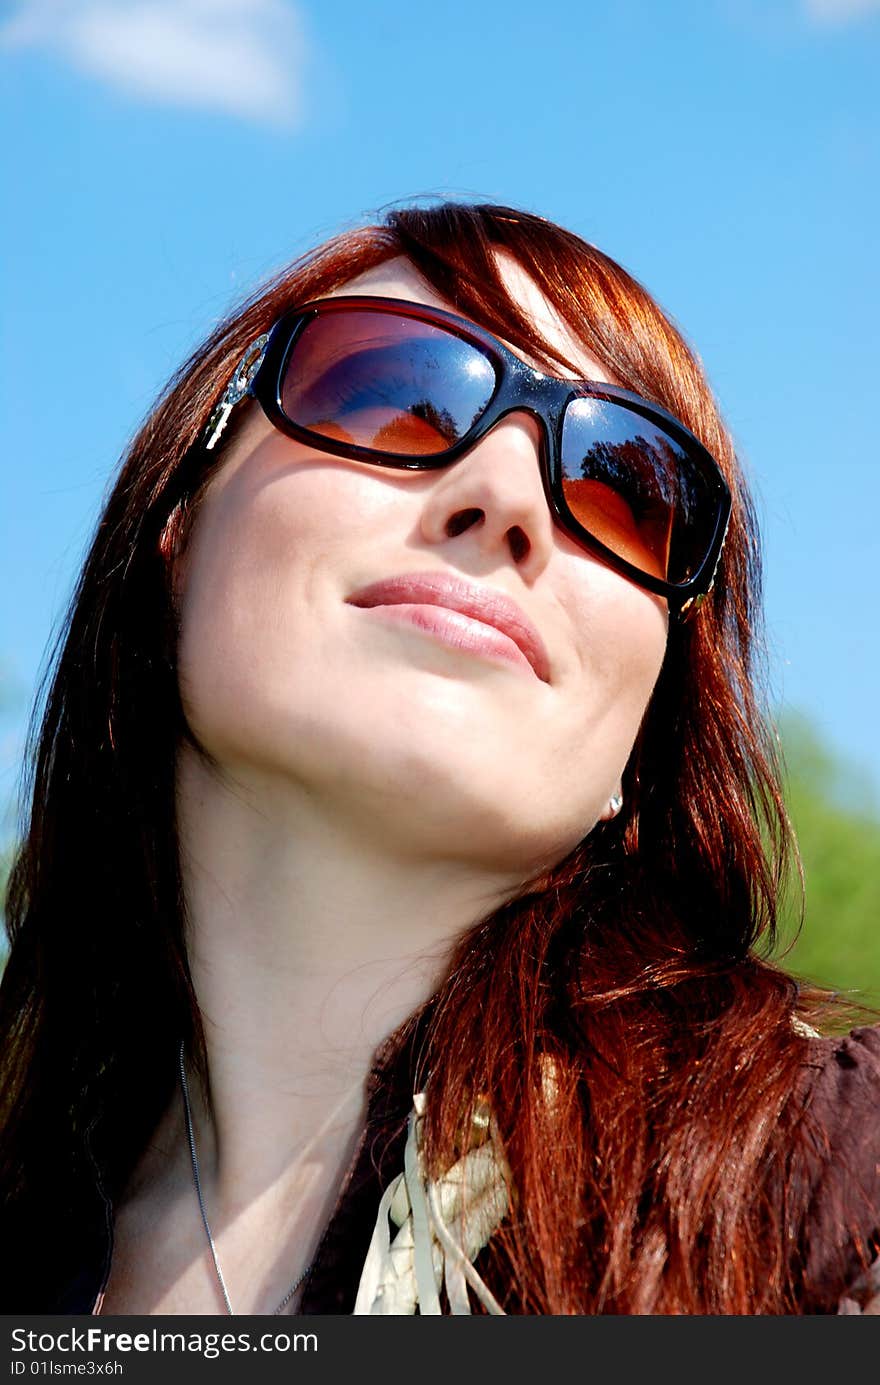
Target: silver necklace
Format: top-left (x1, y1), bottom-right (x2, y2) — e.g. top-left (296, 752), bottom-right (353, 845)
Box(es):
top-left (178, 1042), bottom-right (312, 1316)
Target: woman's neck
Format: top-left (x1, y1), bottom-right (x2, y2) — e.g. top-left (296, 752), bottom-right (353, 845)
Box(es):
top-left (102, 744), bottom-right (528, 1313)
top-left (173, 741), bottom-right (522, 1219)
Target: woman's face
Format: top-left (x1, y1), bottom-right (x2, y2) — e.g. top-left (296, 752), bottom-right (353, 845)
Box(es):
top-left (175, 255), bottom-right (669, 878)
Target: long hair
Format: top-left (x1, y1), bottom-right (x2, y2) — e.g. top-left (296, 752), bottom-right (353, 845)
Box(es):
top-left (0, 203), bottom-right (845, 1312)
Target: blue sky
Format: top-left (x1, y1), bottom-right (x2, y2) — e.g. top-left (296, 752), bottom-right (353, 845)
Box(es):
top-left (2, 0), bottom-right (879, 824)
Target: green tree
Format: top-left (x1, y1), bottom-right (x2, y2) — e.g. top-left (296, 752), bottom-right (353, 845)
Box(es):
top-left (773, 713), bottom-right (880, 1005)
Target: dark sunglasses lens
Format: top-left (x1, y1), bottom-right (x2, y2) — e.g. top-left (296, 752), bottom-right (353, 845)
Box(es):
top-left (560, 398), bottom-right (717, 585)
top-left (280, 309), bottom-right (497, 456)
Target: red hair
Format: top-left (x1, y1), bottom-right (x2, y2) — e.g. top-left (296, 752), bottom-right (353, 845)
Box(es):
top-left (0, 202), bottom-right (853, 1312)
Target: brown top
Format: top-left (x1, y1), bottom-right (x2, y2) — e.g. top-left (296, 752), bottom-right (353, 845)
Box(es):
top-left (797, 1025), bottom-right (880, 1311)
top-left (24, 1024), bottom-right (880, 1315)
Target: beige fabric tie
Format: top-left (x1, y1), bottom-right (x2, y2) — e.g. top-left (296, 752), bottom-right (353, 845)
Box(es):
top-left (353, 1093), bottom-right (509, 1315)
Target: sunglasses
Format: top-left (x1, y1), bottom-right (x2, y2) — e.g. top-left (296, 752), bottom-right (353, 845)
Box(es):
top-left (203, 295), bottom-right (732, 616)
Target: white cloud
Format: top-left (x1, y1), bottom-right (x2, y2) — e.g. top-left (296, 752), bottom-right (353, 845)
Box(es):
top-left (802, 0), bottom-right (880, 23)
top-left (0, 0), bottom-right (306, 127)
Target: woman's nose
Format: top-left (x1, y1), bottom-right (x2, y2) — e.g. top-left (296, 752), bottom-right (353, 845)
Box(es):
top-left (417, 412), bottom-right (556, 572)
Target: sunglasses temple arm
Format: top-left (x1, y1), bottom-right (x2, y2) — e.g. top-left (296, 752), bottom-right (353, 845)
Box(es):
top-left (676, 506), bottom-right (732, 620)
top-left (203, 332), bottom-right (271, 452)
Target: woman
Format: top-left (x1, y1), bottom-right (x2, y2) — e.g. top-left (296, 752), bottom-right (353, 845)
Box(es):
top-left (1, 202), bottom-right (877, 1316)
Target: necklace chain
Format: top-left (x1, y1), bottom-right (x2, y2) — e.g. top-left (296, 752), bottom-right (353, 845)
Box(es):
top-left (178, 1042), bottom-right (311, 1316)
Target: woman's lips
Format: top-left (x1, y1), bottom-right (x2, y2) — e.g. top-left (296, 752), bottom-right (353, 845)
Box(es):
top-left (346, 572), bottom-right (551, 682)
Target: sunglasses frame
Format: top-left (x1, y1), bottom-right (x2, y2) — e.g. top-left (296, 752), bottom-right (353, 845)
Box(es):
top-left (205, 294), bottom-right (732, 617)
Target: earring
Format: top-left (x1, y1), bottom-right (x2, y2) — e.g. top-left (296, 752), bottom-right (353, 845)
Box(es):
top-left (608, 793), bottom-right (623, 816)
